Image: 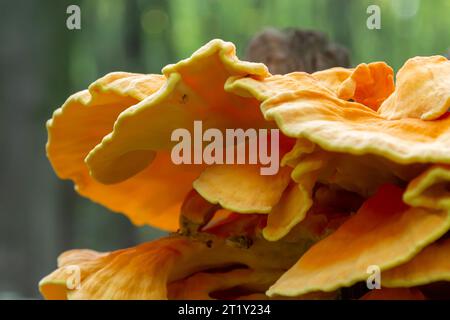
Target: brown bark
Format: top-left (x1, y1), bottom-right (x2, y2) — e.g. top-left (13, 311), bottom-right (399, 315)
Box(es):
top-left (245, 28), bottom-right (350, 74)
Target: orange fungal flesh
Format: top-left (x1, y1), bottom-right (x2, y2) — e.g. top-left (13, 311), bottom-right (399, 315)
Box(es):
top-left (267, 184), bottom-right (450, 297)
top-left (43, 40), bottom-right (450, 300)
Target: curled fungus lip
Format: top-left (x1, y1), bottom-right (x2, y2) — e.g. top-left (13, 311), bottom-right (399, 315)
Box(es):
top-left (42, 39), bottom-right (450, 300)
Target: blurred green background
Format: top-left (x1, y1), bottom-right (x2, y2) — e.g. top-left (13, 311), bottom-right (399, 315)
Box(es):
top-left (0, 0), bottom-right (449, 298)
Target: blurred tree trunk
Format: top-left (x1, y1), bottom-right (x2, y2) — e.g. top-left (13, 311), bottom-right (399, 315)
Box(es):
top-left (0, 0), bottom-right (75, 298)
top-left (0, 0), bottom-right (141, 298)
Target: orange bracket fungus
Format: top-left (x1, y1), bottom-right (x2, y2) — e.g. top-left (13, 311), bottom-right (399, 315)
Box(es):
top-left (42, 39), bottom-right (450, 300)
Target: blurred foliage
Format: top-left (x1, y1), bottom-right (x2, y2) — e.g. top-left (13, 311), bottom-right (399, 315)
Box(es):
top-left (1, 0), bottom-right (449, 298)
top-left (70, 0), bottom-right (450, 88)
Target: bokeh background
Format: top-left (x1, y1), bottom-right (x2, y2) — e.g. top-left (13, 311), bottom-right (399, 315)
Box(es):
top-left (0, 0), bottom-right (449, 299)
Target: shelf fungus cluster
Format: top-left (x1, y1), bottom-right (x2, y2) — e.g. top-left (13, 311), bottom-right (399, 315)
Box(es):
top-left (40, 40), bottom-right (450, 300)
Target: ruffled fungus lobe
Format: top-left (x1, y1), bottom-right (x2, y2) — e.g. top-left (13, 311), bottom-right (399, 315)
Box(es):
top-left (378, 56), bottom-right (450, 120)
top-left (44, 39), bottom-right (450, 300)
top-left (267, 185), bottom-right (450, 297)
top-left (404, 165), bottom-right (450, 210)
top-left (39, 215), bottom-right (312, 300)
top-left (193, 164), bottom-right (292, 214)
top-left (47, 40), bottom-right (274, 231)
top-left (227, 67), bottom-right (450, 166)
top-left (87, 40), bottom-right (269, 183)
top-left (263, 151), bottom-right (329, 241)
top-left (46, 73), bottom-right (192, 230)
top-left (83, 40), bottom-right (276, 229)
top-left (383, 238), bottom-right (450, 288)
top-left (336, 62), bottom-right (394, 110)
